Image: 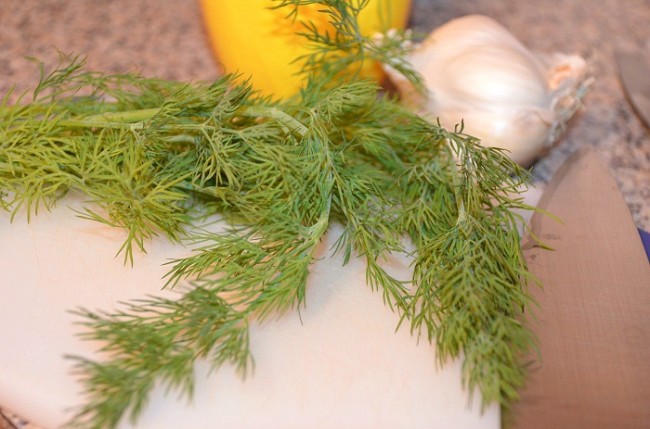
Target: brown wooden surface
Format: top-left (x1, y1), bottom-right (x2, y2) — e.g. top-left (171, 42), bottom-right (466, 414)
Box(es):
top-left (0, 410), bottom-right (19, 429)
top-left (511, 149), bottom-right (650, 428)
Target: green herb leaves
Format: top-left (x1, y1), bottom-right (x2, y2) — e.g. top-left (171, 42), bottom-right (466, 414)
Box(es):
top-left (70, 288), bottom-right (251, 429)
top-left (0, 3), bottom-right (539, 428)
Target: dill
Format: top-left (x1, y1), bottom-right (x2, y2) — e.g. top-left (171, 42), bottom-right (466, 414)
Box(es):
top-left (0, 2), bottom-right (538, 428)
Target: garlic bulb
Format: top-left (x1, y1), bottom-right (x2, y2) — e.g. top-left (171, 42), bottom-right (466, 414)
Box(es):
top-left (385, 15), bottom-right (590, 166)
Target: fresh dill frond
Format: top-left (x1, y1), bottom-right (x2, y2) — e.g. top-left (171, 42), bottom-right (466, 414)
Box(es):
top-left (0, 2), bottom-right (539, 428)
top-left (68, 287), bottom-right (251, 429)
top-left (272, 0), bottom-right (425, 97)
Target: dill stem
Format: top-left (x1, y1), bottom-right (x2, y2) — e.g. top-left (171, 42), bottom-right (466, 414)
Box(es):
top-left (58, 108), bottom-right (160, 129)
top-left (240, 105), bottom-right (308, 137)
top-left (58, 119), bottom-right (145, 129)
top-left (87, 108), bottom-right (161, 123)
top-left (57, 105), bottom-right (309, 138)
top-left (164, 134), bottom-right (196, 144)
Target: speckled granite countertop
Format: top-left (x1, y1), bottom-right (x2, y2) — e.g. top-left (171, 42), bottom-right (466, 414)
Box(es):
top-left (0, 0), bottom-right (649, 426)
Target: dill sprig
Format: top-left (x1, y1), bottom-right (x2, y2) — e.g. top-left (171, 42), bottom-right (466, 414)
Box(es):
top-left (273, 0), bottom-right (425, 96)
top-left (69, 288), bottom-right (250, 429)
top-left (0, 2), bottom-right (538, 428)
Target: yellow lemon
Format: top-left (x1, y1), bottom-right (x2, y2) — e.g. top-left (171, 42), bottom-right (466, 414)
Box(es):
top-left (200, 0), bottom-right (412, 98)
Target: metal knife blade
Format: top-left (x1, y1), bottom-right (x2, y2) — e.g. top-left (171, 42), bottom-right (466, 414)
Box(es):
top-left (509, 148), bottom-right (650, 428)
top-left (616, 49), bottom-right (650, 128)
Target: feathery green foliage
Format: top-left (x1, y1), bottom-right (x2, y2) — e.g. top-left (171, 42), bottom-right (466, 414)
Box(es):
top-left (0, 2), bottom-right (538, 428)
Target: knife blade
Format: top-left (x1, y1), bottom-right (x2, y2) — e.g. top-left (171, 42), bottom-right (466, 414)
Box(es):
top-left (616, 49), bottom-right (650, 128)
top-left (509, 148), bottom-right (650, 428)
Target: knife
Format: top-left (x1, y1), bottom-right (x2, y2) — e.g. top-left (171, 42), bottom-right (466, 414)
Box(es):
top-left (508, 148), bottom-right (650, 428)
top-left (616, 48), bottom-right (650, 261)
top-left (616, 49), bottom-right (650, 128)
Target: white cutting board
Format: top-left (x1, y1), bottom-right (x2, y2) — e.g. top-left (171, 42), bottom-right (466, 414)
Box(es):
top-left (0, 189), bottom-right (542, 429)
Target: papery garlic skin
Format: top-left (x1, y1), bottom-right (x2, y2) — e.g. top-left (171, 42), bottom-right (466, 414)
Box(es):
top-left (386, 15), bottom-right (589, 166)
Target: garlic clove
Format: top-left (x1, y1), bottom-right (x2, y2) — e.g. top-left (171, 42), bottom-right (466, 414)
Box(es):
top-left (442, 108), bottom-right (555, 167)
top-left (385, 15), bottom-right (590, 166)
top-left (431, 44), bottom-right (551, 110)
